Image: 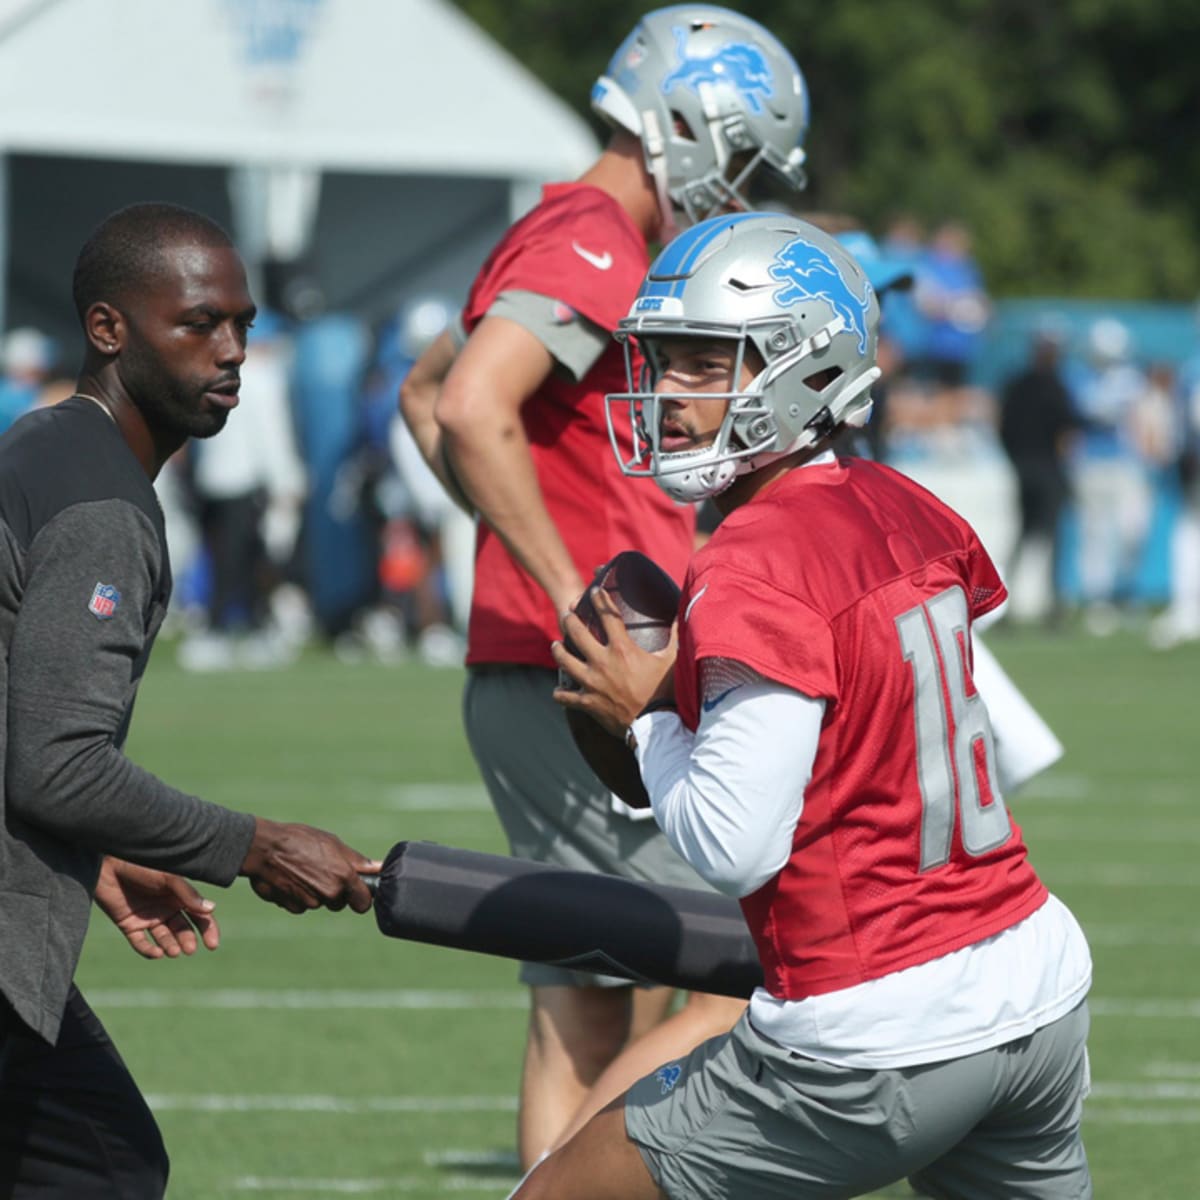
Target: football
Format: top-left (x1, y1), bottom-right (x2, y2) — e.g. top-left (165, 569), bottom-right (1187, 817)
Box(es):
top-left (560, 550), bottom-right (681, 809)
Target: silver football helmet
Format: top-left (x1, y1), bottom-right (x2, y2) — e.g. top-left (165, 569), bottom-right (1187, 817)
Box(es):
top-left (591, 7), bottom-right (809, 240)
top-left (607, 212), bottom-right (881, 503)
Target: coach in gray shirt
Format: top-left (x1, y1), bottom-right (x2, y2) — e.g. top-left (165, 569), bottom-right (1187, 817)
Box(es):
top-left (0, 202), bottom-right (379, 1198)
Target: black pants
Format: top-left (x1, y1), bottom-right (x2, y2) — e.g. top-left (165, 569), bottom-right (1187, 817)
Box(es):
top-left (0, 986), bottom-right (168, 1198)
top-left (201, 489), bottom-right (267, 631)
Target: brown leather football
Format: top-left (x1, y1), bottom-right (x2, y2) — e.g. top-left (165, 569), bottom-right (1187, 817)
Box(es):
top-left (560, 551), bottom-right (681, 810)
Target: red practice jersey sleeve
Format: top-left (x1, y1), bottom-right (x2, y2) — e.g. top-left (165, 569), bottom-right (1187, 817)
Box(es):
top-left (462, 184), bottom-right (695, 667)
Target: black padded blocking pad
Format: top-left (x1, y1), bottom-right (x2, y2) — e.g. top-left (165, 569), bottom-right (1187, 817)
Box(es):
top-left (373, 841), bottom-right (762, 999)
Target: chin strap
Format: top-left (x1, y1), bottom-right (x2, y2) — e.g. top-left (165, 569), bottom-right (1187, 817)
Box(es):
top-left (837, 367), bottom-right (882, 429)
top-left (641, 109), bottom-right (680, 242)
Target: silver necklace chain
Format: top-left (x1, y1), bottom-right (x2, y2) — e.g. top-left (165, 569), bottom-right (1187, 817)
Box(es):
top-left (72, 392), bottom-right (117, 423)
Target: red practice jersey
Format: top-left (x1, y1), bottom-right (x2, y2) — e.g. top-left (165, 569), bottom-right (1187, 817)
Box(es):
top-left (674, 458), bottom-right (1047, 998)
top-left (461, 183), bottom-right (695, 667)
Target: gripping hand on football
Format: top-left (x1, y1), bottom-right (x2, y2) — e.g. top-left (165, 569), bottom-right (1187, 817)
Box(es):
top-left (240, 819), bottom-right (382, 915)
top-left (552, 586), bottom-right (678, 738)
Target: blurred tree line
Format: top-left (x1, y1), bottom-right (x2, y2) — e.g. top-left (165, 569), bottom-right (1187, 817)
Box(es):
top-left (454, 0), bottom-right (1200, 301)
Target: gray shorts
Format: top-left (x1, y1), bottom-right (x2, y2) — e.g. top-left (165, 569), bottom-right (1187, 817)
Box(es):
top-left (464, 666), bottom-right (714, 988)
top-left (625, 1003), bottom-right (1092, 1200)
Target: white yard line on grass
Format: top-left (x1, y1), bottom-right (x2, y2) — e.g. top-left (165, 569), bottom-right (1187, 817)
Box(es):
top-left (1017, 775), bottom-right (1091, 801)
top-left (209, 919), bottom-right (385, 939)
top-left (1089, 998), bottom-right (1200, 1018)
top-left (424, 1150), bottom-right (520, 1169)
top-left (89, 989), bottom-right (1199, 1017)
top-left (220, 918), bottom-right (1200, 946)
top-left (1038, 865), bottom-right (1200, 888)
top-left (1084, 1075), bottom-right (1200, 1124)
top-left (233, 1176), bottom-right (513, 1193)
top-left (149, 1095), bottom-right (517, 1114)
top-left (1146, 1062), bottom-right (1200, 1078)
top-left (1084, 1107), bottom-right (1200, 1125)
top-left (1031, 824), bottom-right (1200, 845)
top-left (89, 989), bottom-right (526, 1010)
top-left (1083, 925), bottom-right (1200, 946)
top-left (222, 781), bottom-right (494, 813)
top-left (1022, 777), bottom-right (1191, 806)
top-left (145, 1082), bottom-right (1200, 1117)
top-left (1090, 1082), bottom-right (1200, 1100)
top-left (384, 784), bottom-right (492, 811)
top-left (221, 917), bottom-right (1200, 945)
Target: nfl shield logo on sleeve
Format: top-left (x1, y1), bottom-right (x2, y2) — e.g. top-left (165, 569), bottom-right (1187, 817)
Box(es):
top-left (88, 582), bottom-right (121, 620)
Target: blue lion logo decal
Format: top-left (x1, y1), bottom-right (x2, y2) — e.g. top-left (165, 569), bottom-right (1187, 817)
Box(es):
top-left (661, 28), bottom-right (774, 114)
top-left (655, 1064), bottom-right (683, 1094)
top-left (768, 237), bottom-right (871, 353)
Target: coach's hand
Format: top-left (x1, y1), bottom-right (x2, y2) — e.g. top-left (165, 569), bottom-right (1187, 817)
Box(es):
top-left (94, 856), bottom-right (221, 959)
top-left (240, 819), bottom-right (381, 914)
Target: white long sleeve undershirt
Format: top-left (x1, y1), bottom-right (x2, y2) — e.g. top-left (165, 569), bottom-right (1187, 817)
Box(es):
top-left (629, 677), bottom-right (825, 898)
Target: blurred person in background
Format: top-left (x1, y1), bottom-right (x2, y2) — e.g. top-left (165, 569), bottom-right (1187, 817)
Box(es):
top-left (291, 307), bottom-right (376, 640)
top-left (1066, 317), bottom-right (1155, 634)
top-left (907, 220), bottom-right (993, 447)
top-left (1131, 363), bottom-right (1184, 607)
top-left (0, 202), bottom-right (378, 1199)
top-left (837, 222), bottom-right (1013, 593)
top-left (390, 297), bottom-right (475, 660)
top-left (1149, 338), bottom-right (1200, 648)
top-left (0, 327), bottom-right (56, 433)
top-left (878, 213), bottom-right (931, 394)
top-left (917, 220), bottom-right (991, 393)
top-left (400, 5), bottom-right (810, 1169)
top-left (359, 296), bottom-right (471, 666)
top-left (872, 218), bottom-right (966, 457)
top-left (998, 320), bottom-right (1082, 627)
top-left (178, 309), bottom-right (306, 671)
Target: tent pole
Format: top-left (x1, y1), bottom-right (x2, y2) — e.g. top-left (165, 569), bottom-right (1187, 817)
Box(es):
top-left (0, 152), bottom-right (8, 334)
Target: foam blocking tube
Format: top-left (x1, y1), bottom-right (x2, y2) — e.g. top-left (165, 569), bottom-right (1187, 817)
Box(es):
top-left (372, 841), bottom-right (762, 999)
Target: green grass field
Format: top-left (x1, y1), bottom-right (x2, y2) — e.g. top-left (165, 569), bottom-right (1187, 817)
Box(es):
top-left (74, 629), bottom-right (1199, 1198)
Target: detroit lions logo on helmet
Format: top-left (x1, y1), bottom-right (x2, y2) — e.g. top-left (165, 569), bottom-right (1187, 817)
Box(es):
top-left (768, 237), bottom-right (872, 353)
top-left (661, 27), bottom-right (774, 114)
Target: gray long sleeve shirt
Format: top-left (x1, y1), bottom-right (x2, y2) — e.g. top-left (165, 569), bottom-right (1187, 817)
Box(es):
top-left (0, 397), bottom-right (255, 1042)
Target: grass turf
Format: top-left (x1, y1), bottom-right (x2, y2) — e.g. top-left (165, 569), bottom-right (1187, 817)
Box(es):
top-left (73, 628), bottom-right (1199, 1198)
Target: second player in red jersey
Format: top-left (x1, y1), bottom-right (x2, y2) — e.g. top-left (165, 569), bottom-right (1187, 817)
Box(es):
top-left (460, 182), bottom-right (692, 667)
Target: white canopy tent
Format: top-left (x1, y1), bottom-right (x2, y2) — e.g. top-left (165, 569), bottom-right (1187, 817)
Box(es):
top-left (0, 0), bottom-right (599, 343)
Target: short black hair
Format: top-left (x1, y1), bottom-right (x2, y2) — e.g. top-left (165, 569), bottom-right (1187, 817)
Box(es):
top-left (72, 202), bottom-right (234, 326)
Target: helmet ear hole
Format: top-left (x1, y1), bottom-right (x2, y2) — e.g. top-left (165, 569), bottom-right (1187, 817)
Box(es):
top-left (671, 111), bottom-right (698, 142)
top-left (803, 366), bottom-right (843, 394)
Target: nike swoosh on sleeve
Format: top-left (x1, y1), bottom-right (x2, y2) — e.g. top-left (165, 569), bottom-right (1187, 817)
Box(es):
top-left (701, 684), bottom-right (744, 713)
top-left (571, 242), bottom-right (614, 270)
top-left (684, 585), bottom-right (709, 622)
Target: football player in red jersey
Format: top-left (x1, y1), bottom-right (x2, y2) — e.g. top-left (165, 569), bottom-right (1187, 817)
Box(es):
top-left (399, 6), bottom-right (811, 1169)
top-left (541, 213), bottom-right (1093, 1200)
